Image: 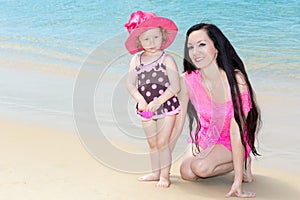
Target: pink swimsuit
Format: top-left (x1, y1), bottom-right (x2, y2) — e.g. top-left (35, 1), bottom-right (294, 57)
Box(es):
top-left (185, 70), bottom-right (252, 155)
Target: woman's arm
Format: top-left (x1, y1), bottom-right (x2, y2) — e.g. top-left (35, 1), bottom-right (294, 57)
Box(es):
top-left (147, 55), bottom-right (180, 112)
top-left (126, 56), bottom-right (147, 110)
top-left (226, 72), bottom-right (255, 198)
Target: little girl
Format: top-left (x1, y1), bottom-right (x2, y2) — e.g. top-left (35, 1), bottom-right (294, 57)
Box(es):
top-left (125, 10), bottom-right (180, 188)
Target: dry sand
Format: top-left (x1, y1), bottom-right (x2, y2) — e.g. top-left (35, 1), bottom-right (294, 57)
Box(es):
top-left (1, 90), bottom-right (300, 200)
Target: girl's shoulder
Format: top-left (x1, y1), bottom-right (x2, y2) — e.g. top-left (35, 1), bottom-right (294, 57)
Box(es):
top-left (163, 52), bottom-right (175, 62)
top-left (129, 54), bottom-right (143, 72)
top-left (130, 54), bottom-right (140, 64)
top-left (162, 52), bottom-right (179, 71)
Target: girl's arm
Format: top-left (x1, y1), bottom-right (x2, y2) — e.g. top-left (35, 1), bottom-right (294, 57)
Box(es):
top-left (126, 56), bottom-right (147, 110)
top-left (170, 74), bottom-right (189, 151)
top-left (147, 55), bottom-right (180, 112)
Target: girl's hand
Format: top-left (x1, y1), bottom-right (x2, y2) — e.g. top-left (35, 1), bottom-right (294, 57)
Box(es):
top-left (147, 99), bottom-right (161, 112)
top-left (225, 182), bottom-right (256, 198)
top-left (137, 100), bottom-right (148, 111)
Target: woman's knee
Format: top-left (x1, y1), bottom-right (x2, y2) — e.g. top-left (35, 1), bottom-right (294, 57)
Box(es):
top-left (180, 161), bottom-right (197, 181)
top-left (191, 161), bottom-right (213, 178)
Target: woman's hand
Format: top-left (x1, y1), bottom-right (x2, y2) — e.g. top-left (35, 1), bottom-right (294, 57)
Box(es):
top-left (225, 181), bottom-right (256, 198)
top-left (147, 99), bottom-right (161, 112)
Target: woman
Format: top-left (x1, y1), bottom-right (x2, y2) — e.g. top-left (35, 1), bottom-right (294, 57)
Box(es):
top-left (173, 23), bottom-right (261, 198)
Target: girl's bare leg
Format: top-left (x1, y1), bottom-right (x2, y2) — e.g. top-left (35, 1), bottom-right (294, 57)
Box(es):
top-left (156, 116), bottom-right (176, 188)
top-left (169, 110), bottom-right (185, 152)
top-left (138, 120), bottom-right (160, 181)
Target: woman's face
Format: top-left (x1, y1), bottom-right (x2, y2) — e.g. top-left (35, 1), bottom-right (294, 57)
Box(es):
top-left (187, 29), bottom-right (218, 69)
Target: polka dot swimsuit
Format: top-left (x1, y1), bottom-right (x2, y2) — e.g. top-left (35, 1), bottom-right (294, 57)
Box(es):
top-left (135, 52), bottom-right (180, 120)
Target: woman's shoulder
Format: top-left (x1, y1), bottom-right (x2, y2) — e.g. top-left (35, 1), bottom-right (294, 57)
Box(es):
top-left (234, 70), bottom-right (246, 82)
top-left (234, 70), bottom-right (248, 92)
top-left (184, 70), bottom-right (200, 80)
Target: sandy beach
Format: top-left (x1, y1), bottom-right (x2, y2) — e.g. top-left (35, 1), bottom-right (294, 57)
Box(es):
top-left (1, 1), bottom-right (299, 198)
top-left (0, 65), bottom-right (300, 200)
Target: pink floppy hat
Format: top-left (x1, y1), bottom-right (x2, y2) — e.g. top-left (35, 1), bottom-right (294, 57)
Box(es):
top-left (124, 10), bottom-right (178, 54)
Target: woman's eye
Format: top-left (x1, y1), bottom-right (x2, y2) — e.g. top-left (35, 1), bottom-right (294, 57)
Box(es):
top-left (187, 46), bottom-right (193, 50)
top-left (199, 43), bottom-right (206, 47)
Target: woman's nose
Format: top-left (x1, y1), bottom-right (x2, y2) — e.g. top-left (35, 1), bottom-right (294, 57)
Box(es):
top-left (193, 46), bottom-right (198, 54)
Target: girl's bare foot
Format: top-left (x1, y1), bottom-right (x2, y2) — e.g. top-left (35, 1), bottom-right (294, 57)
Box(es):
top-left (243, 157), bottom-right (254, 183)
top-left (138, 173), bottom-right (160, 181)
top-left (156, 176), bottom-right (170, 188)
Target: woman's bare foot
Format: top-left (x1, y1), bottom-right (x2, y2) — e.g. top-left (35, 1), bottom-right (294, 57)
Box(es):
top-left (243, 157), bottom-right (254, 183)
top-left (156, 176), bottom-right (170, 188)
top-left (138, 173), bottom-right (160, 181)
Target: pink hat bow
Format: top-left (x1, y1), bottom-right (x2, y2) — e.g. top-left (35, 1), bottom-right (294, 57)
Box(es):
top-left (125, 11), bottom-right (157, 33)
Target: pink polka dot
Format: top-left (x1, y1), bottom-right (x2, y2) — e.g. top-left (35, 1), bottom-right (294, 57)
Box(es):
top-left (141, 74), bottom-right (145, 79)
top-left (165, 82), bottom-right (169, 87)
top-left (158, 77), bottom-right (164, 82)
top-left (167, 101), bottom-right (171, 106)
top-left (164, 108), bottom-right (168, 113)
top-left (152, 84), bottom-right (157, 89)
top-left (146, 79), bottom-right (150, 84)
top-left (152, 72), bottom-right (157, 77)
top-left (171, 106), bottom-right (175, 110)
top-left (173, 97), bottom-right (177, 102)
top-left (141, 86), bottom-right (145, 91)
top-left (146, 91), bottom-right (151, 97)
top-left (159, 90), bottom-right (164, 95)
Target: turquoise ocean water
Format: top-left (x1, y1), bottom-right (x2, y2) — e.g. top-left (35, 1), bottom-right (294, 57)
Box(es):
top-left (0, 0), bottom-right (299, 131)
top-left (1, 0), bottom-right (299, 68)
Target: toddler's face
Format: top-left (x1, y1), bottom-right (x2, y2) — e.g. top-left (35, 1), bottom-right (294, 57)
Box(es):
top-left (138, 28), bottom-right (163, 53)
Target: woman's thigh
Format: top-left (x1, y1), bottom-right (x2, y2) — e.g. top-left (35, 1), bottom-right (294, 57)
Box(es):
top-left (181, 144), bottom-right (233, 179)
top-left (197, 144), bottom-right (232, 164)
top-left (191, 144), bottom-right (233, 177)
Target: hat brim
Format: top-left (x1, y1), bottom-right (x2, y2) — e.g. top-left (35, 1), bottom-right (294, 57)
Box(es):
top-left (125, 17), bottom-right (178, 54)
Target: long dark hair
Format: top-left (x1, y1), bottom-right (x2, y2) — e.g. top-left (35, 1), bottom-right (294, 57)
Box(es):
top-left (184, 23), bottom-right (261, 159)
